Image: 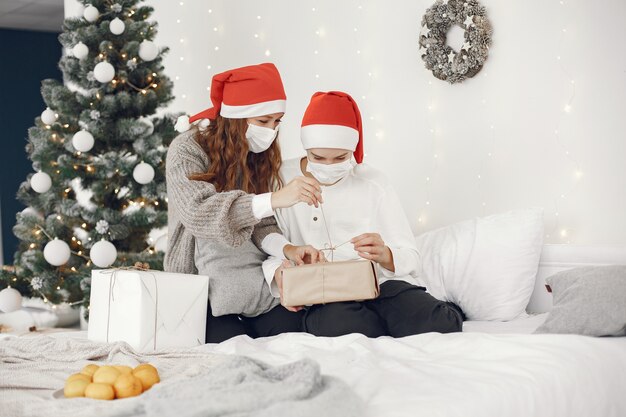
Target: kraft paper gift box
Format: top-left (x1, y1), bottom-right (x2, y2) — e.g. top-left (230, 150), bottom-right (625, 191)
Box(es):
top-left (280, 260), bottom-right (380, 307)
top-left (88, 269), bottom-right (209, 351)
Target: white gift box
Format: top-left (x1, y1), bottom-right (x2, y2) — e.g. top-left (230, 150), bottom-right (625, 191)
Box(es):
top-left (88, 269), bottom-right (209, 351)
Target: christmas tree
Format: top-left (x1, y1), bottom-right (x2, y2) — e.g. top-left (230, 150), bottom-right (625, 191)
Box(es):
top-left (0, 0), bottom-right (176, 312)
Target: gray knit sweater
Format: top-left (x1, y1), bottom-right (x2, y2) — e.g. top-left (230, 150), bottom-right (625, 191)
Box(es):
top-left (164, 130), bottom-right (280, 316)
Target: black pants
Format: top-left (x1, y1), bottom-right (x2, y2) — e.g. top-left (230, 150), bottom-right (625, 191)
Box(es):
top-left (205, 281), bottom-right (463, 343)
top-left (205, 303), bottom-right (304, 343)
top-left (302, 280), bottom-right (464, 338)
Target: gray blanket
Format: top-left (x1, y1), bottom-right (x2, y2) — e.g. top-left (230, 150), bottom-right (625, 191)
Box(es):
top-left (0, 334), bottom-right (363, 417)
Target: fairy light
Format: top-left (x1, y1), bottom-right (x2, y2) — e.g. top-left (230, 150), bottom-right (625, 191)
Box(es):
top-left (546, 4), bottom-right (582, 243)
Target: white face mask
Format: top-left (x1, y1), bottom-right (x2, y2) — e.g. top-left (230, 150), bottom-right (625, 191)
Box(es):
top-left (246, 123), bottom-right (279, 153)
top-left (306, 159), bottom-right (353, 184)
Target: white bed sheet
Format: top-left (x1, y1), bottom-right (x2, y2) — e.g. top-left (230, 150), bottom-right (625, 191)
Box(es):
top-left (463, 312), bottom-right (549, 334)
top-left (3, 316), bottom-right (625, 417)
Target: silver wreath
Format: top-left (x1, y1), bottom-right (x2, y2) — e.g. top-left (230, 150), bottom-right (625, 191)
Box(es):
top-left (419, 0), bottom-right (493, 84)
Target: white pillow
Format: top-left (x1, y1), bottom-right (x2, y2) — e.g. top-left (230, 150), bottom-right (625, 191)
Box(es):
top-left (414, 208), bottom-right (544, 321)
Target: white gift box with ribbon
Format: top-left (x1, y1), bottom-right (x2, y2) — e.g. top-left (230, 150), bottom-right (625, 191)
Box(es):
top-left (87, 269), bottom-right (209, 351)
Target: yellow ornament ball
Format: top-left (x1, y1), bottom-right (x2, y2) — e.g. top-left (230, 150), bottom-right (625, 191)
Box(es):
top-left (64, 379), bottom-right (89, 398)
top-left (113, 374), bottom-right (143, 399)
top-left (81, 364), bottom-right (100, 378)
top-left (92, 366), bottom-right (121, 385)
top-left (84, 383), bottom-right (115, 400)
top-left (67, 373), bottom-right (91, 384)
top-left (113, 365), bottom-right (133, 375)
top-left (132, 368), bottom-right (160, 391)
top-left (133, 363), bottom-right (158, 374)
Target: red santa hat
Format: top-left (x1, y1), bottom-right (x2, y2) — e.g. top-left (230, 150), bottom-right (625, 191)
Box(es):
top-left (300, 91), bottom-right (364, 163)
top-left (175, 63), bottom-right (286, 132)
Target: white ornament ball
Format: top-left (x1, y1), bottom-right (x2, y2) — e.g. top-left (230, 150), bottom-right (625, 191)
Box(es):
top-left (154, 234), bottom-right (168, 253)
top-left (30, 172), bottom-right (52, 193)
top-left (0, 287), bottom-right (23, 313)
top-left (43, 239), bottom-right (71, 266)
top-left (133, 162), bottom-right (155, 184)
top-left (41, 107), bottom-right (57, 125)
top-left (109, 18), bottom-right (125, 35)
top-left (72, 130), bottom-right (95, 152)
top-left (94, 62), bottom-right (115, 83)
top-left (138, 40), bottom-right (159, 61)
top-left (90, 240), bottom-right (117, 268)
top-left (83, 5), bottom-right (100, 22)
top-left (72, 42), bottom-right (89, 60)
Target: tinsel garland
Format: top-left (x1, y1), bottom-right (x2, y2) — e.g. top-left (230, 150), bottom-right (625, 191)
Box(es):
top-left (419, 0), bottom-right (492, 84)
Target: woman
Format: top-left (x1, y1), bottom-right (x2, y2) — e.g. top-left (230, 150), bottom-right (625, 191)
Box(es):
top-left (264, 91), bottom-right (464, 337)
top-left (165, 63), bottom-right (324, 343)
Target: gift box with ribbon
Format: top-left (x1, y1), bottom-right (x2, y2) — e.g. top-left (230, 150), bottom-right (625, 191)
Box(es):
top-left (280, 205), bottom-right (380, 307)
top-left (87, 267), bottom-right (209, 351)
top-left (281, 259), bottom-right (379, 307)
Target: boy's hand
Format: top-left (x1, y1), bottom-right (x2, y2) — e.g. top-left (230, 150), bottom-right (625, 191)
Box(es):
top-left (351, 233), bottom-right (395, 272)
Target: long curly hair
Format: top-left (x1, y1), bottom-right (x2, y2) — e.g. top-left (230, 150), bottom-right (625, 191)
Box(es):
top-left (189, 116), bottom-right (283, 193)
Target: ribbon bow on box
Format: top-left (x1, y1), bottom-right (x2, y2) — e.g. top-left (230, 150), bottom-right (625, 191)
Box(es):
top-left (317, 204), bottom-right (352, 262)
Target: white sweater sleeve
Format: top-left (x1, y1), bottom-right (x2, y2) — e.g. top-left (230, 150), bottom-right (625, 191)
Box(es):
top-left (262, 256), bottom-right (282, 298)
top-left (375, 187), bottom-right (420, 278)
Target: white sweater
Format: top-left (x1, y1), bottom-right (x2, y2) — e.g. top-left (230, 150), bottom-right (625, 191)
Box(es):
top-left (262, 157), bottom-right (420, 296)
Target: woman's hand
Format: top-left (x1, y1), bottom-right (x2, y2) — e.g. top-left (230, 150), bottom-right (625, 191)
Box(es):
top-left (351, 233), bottom-right (395, 272)
top-left (283, 244), bottom-right (326, 265)
top-left (271, 176), bottom-right (323, 209)
top-left (274, 260), bottom-right (304, 312)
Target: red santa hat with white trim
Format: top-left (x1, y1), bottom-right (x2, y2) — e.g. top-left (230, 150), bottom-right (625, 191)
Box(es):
top-left (300, 91), bottom-right (364, 163)
top-left (175, 63), bottom-right (287, 132)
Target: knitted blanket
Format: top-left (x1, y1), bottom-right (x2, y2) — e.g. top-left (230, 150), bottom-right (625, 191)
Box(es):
top-left (0, 334), bottom-right (363, 417)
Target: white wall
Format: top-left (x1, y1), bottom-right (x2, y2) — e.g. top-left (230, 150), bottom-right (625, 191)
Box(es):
top-left (79, 0), bottom-right (626, 245)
